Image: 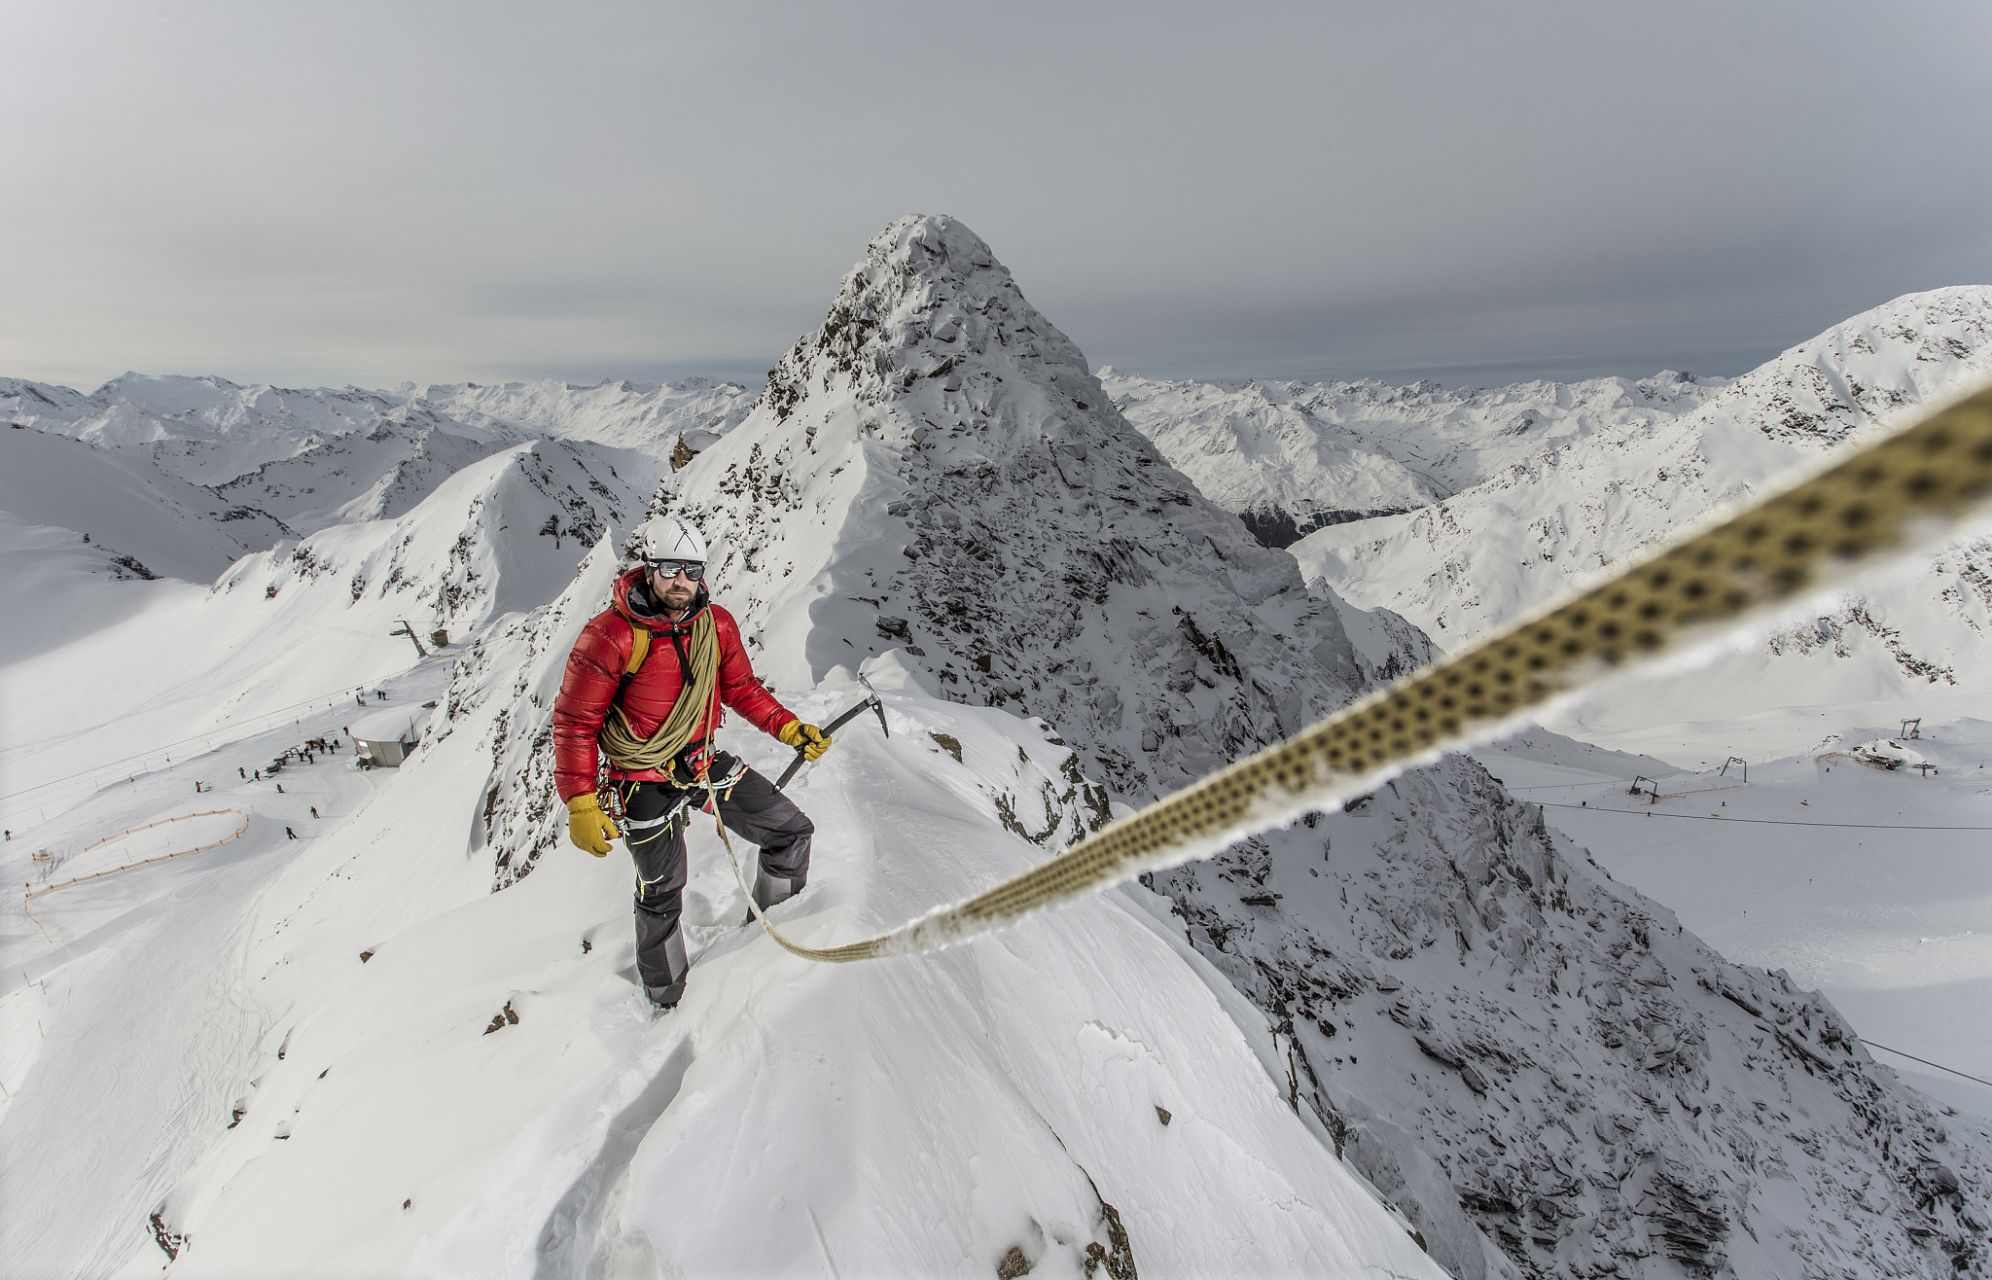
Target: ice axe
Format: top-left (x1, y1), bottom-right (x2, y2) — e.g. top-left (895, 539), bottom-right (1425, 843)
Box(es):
top-left (775, 674), bottom-right (888, 790)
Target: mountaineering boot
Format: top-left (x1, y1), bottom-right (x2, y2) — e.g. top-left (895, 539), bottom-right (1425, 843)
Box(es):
top-left (638, 918), bottom-right (689, 1010)
top-left (741, 866), bottom-right (798, 926)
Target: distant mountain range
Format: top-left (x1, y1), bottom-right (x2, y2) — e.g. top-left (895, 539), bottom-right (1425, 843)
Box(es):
top-left (1107, 366), bottom-right (1726, 548)
top-left (1115, 287), bottom-right (1992, 762)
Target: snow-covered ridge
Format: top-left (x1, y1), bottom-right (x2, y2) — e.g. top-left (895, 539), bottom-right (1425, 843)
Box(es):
top-left (2, 372), bottom-right (405, 470)
top-left (213, 438), bottom-right (665, 640)
top-left (129, 585), bottom-right (1449, 1277)
top-left (1, 424), bottom-right (288, 581)
top-left (3, 372), bottom-right (754, 480)
top-left (1289, 286), bottom-right (1992, 640)
top-left (1107, 366), bottom-right (1727, 547)
top-left (604, 217), bottom-right (1992, 1276)
top-left (1264, 286), bottom-right (1992, 760)
top-left (398, 376), bottom-right (755, 456)
top-left (1, 371), bottom-right (754, 579)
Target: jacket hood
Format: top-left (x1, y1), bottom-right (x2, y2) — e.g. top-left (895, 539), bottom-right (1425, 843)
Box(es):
top-left (611, 566), bottom-right (710, 630)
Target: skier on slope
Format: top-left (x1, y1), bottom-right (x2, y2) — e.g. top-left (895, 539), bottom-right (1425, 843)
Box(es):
top-left (553, 516), bottom-right (830, 1009)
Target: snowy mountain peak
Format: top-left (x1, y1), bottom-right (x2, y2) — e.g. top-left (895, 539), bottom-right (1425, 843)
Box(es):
top-left (655, 215), bottom-right (1424, 797)
top-left (758, 213), bottom-right (1091, 429)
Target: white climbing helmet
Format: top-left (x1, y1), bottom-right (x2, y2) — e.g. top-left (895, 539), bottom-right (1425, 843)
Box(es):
top-left (633, 515), bottom-right (707, 564)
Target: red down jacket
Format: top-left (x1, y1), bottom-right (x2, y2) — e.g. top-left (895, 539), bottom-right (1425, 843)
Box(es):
top-left (553, 568), bottom-right (796, 800)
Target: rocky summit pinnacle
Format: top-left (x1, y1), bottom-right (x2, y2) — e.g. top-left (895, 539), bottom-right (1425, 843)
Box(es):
top-left (657, 215), bottom-right (1427, 797)
top-left (756, 214), bottom-right (1091, 427)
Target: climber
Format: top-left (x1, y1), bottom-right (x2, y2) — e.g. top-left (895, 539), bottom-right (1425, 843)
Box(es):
top-left (553, 515), bottom-right (830, 1010)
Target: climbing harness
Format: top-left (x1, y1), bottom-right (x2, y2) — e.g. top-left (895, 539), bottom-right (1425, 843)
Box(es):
top-left (702, 382), bottom-right (1992, 965)
top-left (621, 756), bottom-right (748, 900)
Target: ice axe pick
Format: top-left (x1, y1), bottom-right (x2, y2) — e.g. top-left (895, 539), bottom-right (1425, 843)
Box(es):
top-left (775, 674), bottom-right (888, 790)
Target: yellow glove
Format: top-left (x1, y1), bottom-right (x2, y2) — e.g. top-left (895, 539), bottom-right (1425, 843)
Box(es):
top-left (779, 720), bottom-right (832, 761)
top-left (567, 793), bottom-right (619, 856)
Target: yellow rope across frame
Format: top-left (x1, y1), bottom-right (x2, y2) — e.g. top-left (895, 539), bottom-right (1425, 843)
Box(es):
top-left (725, 383), bottom-right (1992, 964)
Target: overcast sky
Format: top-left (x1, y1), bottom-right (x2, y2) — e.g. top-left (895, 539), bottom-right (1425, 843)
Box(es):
top-left (5, 1), bottom-right (1990, 394)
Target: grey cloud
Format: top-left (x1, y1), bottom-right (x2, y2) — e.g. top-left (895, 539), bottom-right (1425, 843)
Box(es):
top-left (3, 0), bottom-right (1987, 392)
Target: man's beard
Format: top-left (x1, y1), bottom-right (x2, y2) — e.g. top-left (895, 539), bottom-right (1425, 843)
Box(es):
top-left (657, 579), bottom-right (697, 612)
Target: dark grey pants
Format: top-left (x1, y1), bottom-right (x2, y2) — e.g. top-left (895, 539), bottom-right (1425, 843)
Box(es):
top-left (620, 762), bottom-right (813, 1005)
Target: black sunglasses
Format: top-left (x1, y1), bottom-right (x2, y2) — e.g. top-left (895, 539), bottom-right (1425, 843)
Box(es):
top-left (646, 559), bottom-right (705, 581)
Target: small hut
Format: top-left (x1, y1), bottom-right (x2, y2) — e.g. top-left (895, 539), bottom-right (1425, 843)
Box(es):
top-left (349, 706), bottom-right (426, 768)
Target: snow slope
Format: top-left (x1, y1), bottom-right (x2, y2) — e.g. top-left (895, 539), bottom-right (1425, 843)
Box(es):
top-left (570, 216), bottom-right (1992, 1277)
top-left (0, 221), bottom-right (1449, 1278)
top-left (1156, 748), bottom-right (1992, 1278)
top-left (122, 549), bottom-right (1443, 1279)
top-left (1111, 290), bottom-right (1992, 762)
top-left (2, 373), bottom-right (403, 484)
top-left (206, 413), bottom-right (513, 536)
top-left (0, 425), bottom-right (282, 581)
top-left (1289, 288), bottom-right (1992, 636)
top-left (0, 534), bottom-right (1450, 1276)
top-left (0, 437), bottom-right (658, 834)
top-left (400, 376), bottom-right (756, 456)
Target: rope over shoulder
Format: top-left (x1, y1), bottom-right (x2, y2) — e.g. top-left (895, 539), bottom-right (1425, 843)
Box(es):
top-left (709, 382), bottom-right (1992, 964)
top-left (598, 612), bottom-right (718, 772)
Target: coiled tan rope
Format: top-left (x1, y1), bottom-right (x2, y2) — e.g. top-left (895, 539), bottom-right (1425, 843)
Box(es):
top-left (712, 383), bottom-right (1992, 964)
top-left (598, 612), bottom-right (718, 772)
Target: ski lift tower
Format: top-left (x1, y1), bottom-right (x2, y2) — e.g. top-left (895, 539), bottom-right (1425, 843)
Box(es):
top-left (1719, 756), bottom-right (1748, 782)
top-left (389, 619), bottom-right (428, 659)
top-left (1900, 717), bottom-right (1921, 740)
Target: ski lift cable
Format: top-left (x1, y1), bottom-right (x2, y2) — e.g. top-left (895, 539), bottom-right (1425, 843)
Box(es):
top-left (1862, 1040), bottom-right (1992, 1090)
top-left (718, 380), bottom-right (1992, 964)
top-left (1533, 802), bottom-right (1991, 831)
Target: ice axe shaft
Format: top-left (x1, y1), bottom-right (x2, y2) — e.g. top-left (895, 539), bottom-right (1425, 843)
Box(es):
top-left (775, 677), bottom-right (887, 790)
